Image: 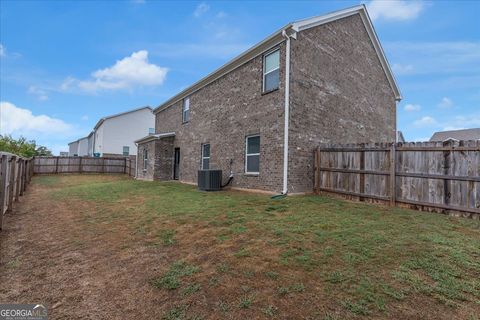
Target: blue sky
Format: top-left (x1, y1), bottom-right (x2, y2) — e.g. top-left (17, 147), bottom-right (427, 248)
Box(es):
top-left (1, 0), bottom-right (479, 154)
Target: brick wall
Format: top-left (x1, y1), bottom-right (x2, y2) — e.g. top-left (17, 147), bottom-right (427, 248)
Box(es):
top-left (288, 13), bottom-right (397, 193)
top-left (155, 43), bottom-right (287, 193)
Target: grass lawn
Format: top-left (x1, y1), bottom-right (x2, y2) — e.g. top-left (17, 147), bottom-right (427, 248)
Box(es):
top-left (1, 174), bottom-right (479, 319)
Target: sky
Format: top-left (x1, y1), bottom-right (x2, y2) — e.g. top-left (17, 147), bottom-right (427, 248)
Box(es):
top-left (1, 0), bottom-right (479, 155)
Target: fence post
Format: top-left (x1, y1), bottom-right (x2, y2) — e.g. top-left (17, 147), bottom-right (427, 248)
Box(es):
top-left (102, 157), bottom-right (105, 173)
top-left (0, 155), bottom-right (8, 230)
top-left (14, 159), bottom-right (21, 201)
top-left (7, 156), bottom-right (16, 213)
top-left (124, 157), bottom-right (127, 174)
top-left (359, 143), bottom-right (365, 201)
top-left (55, 156), bottom-right (59, 174)
top-left (390, 143), bottom-right (396, 206)
top-left (443, 140), bottom-right (452, 212)
top-left (314, 147), bottom-right (320, 193)
top-left (79, 157), bottom-right (83, 174)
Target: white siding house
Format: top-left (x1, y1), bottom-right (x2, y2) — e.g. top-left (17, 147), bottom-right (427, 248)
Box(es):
top-left (68, 141), bottom-right (79, 156)
top-left (68, 106), bottom-right (155, 157)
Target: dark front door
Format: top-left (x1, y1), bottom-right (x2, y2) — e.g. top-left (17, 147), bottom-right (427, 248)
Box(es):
top-left (173, 148), bottom-right (180, 180)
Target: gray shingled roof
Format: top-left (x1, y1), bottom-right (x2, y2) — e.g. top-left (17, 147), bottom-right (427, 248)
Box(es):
top-left (429, 128), bottom-right (480, 141)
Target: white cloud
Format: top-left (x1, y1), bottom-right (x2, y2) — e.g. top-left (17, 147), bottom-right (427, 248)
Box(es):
top-left (404, 103), bottom-right (421, 112)
top-left (81, 115), bottom-right (88, 121)
top-left (442, 126), bottom-right (465, 131)
top-left (194, 2), bottom-right (209, 17)
top-left (437, 97), bottom-right (453, 109)
top-left (216, 11), bottom-right (227, 18)
top-left (27, 86), bottom-right (49, 101)
top-left (61, 50), bottom-right (168, 93)
top-left (414, 116), bottom-right (437, 127)
top-left (0, 44), bottom-right (5, 57)
top-left (0, 101), bottom-right (72, 136)
top-left (392, 63), bottom-right (414, 75)
top-left (366, 0), bottom-right (424, 21)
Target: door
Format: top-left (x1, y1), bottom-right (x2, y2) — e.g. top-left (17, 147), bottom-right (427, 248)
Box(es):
top-left (173, 148), bottom-right (180, 180)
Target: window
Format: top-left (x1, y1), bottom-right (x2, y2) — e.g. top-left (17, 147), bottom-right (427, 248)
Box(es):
top-left (143, 149), bottom-right (148, 171)
top-left (263, 49), bottom-right (280, 92)
top-left (245, 135), bottom-right (260, 174)
top-left (201, 143), bottom-right (210, 170)
top-left (123, 146), bottom-right (130, 156)
top-left (182, 97), bottom-right (190, 123)
top-left (148, 127), bottom-right (155, 134)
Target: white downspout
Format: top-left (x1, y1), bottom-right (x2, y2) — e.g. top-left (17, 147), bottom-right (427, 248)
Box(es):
top-left (134, 142), bottom-right (139, 179)
top-left (282, 30), bottom-right (291, 195)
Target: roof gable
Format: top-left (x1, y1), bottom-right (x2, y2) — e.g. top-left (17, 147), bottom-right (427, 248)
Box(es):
top-left (153, 5), bottom-right (401, 114)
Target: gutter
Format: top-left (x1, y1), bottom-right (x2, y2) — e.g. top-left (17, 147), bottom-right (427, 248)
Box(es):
top-left (281, 29), bottom-right (296, 195)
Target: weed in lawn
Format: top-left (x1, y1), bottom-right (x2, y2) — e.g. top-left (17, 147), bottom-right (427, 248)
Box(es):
top-left (262, 305), bottom-right (278, 317)
top-left (327, 271), bottom-right (346, 284)
top-left (342, 299), bottom-right (370, 316)
top-left (217, 234), bottom-right (229, 242)
top-left (265, 271), bottom-right (279, 280)
top-left (216, 263), bottom-right (230, 273)
top-left (234, 247), bottom-right (251, 258)
top-left (181, 283), bottom-right (201, 296)
top-left (243, 269), bottom-right (255, 278)
top-left (238, 294), bottom-right (255, 309)
top-left (158, 229), bottom-right (176, 246)
top-left (6, 258), bottom-right (20, 269)
top-left (217, 300), bottom-right (230, 313)
top-left (162, 304), bottom-right (187, 320)
top-left (230, 223), bottom-right (247, 234)
top-left (151, 261), bottom-right (200, 290)
top-left (277, 283), bottom-right (305, 296)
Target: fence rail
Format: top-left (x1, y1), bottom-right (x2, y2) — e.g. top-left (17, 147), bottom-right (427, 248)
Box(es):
top-left (0, 152), bottom-right (34, 230)
top-left (33, 156), bottom-right (136, 176)
top-left (314, 140), bottom-right (480, 219)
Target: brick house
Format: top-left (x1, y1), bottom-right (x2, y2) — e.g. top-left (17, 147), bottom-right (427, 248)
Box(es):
top-left (135, 5), bottom-right (401, 194)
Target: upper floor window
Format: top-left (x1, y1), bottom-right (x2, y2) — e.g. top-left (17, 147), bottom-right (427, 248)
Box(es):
top-left (182, 97), bottom-right (190, 123)
top-left (245, 135), bottom-right (260, 174)
top-left (263, 49), bottom-right (280, 93)
top-left (123, 146), bottom-right (130, 156)
top-left (148, 127), bottom-right (155, 134)
top-left (201, 143), bottom-right (210, 170)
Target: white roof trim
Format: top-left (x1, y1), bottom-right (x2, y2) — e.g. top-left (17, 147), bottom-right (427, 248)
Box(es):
top-left (135, 132), bottom-right (176, 144)
top-left (153, 5), bottom-right (401, 114)
top-left (94, 106), bottom-right (152, 130)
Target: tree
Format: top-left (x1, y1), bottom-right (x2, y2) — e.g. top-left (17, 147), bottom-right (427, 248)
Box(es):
top-left (0, 135), bottom-right (53, 157)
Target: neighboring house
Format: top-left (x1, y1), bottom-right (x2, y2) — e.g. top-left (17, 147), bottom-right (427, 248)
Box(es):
top-left (135, 5), bottom-right (401, 194)
top-left (68, 140), bottom-right (79, 156)
top-left (68, 106), bottom-right (155, 157)
top-left (430, 128), bottom-right (480, 142)
top-left (396, 131), bottom-right (405, 143)
top-left (59, 151), bottom-right (69, 157)
top-left (68, 136), bottom-right (89, 156)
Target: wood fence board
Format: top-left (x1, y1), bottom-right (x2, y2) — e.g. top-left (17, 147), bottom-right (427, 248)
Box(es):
top-left (314, 141), bottom-right (480, 218)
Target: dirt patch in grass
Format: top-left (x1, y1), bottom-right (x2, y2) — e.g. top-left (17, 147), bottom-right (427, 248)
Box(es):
top-left (1, 174), bottom-right (479, 320)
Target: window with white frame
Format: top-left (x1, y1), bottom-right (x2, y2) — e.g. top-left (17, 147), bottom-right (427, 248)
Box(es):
top-left (148, 127), bottom-right (155, 134)
top-left (263, 49), bottom-right (280, 92)
top-left (201, 143), bottom-right (210, 170)
top-left (245, 135), bottom-right (260, 174)
top-left (182, 97), bottom-right (190, 123)
top-left (143, 149), bottom-right (148, 171)
top-left (123, 146), bottom-right (129, 156)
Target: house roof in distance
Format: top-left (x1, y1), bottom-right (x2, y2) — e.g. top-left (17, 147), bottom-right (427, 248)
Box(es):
top-left (93, 106), bottom-right (152, 130)
top-left (430, 128), bottom-right (480, 141)
top-left (153, 5), bottom-right (401, 114)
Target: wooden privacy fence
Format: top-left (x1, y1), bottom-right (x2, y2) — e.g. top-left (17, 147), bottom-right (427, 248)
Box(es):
top-left (0, 152), bottom-right (34, 230)
top-left (314, 140), bottom-right (480, 219)
top-left (33, 156), bottom-right (136, 176)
